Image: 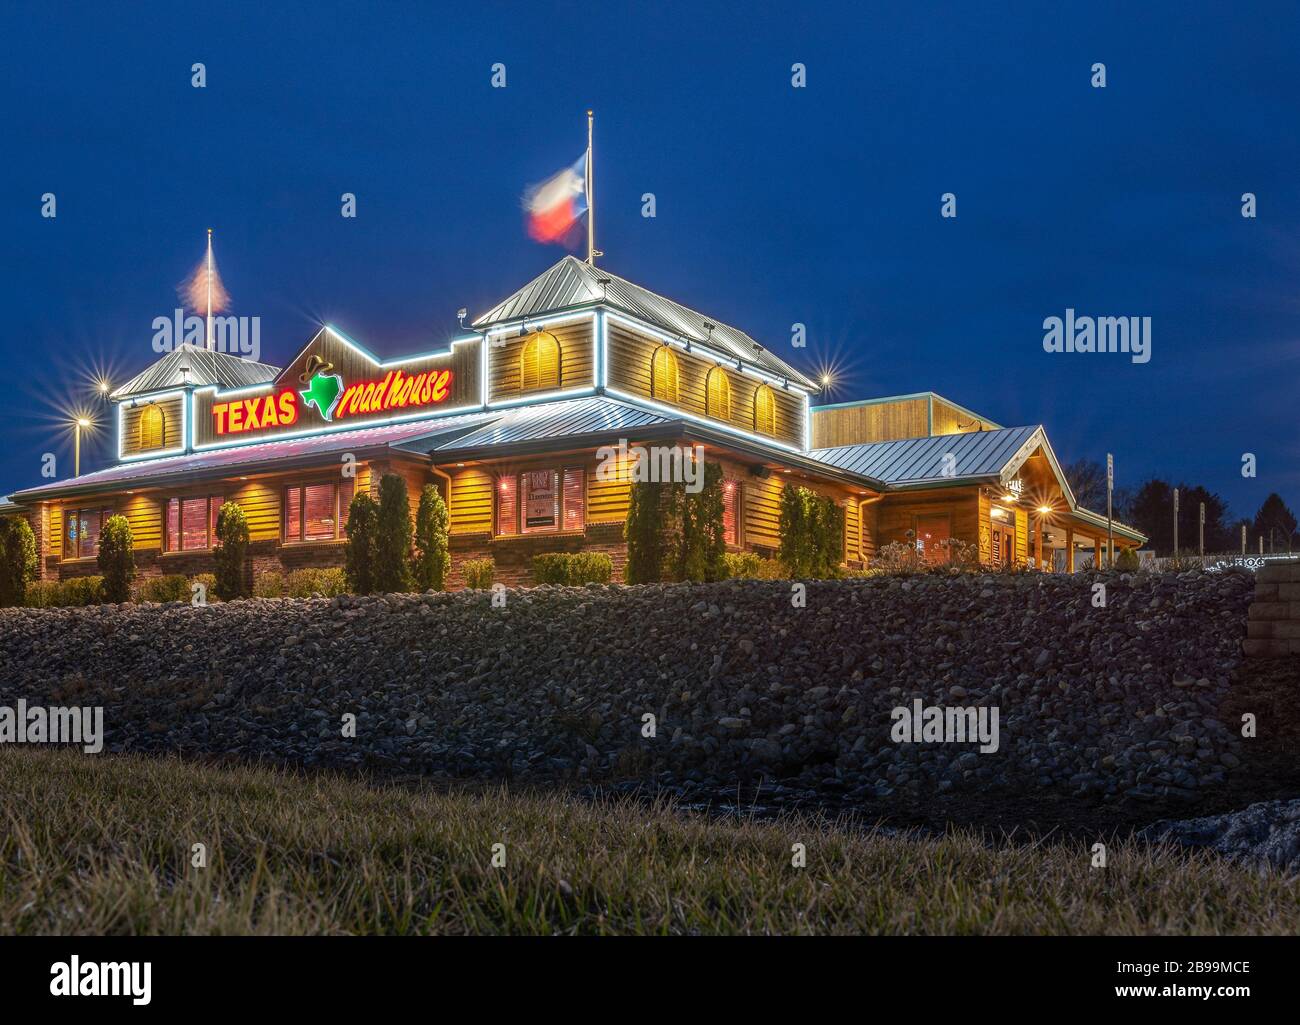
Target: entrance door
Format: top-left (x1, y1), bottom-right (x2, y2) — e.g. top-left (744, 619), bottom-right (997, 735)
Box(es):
top-left (915, 514), bottom-right (951, 566)
top-left (990, 522), bottom-right (1015, 567)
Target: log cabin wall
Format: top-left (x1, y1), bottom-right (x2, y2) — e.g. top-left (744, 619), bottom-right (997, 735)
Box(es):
top-left (930, 396), bottom-right (995, 436)
top-left (487, 318), bottom-right (595, 403)
top-left (605, 321), bottom-right (805, 450)
top-left (875, 487), bottom-right (981, 553)
top-left (811, 396), bottom-right (928, 448)
top-left (119, 394), bottom-right (185, 458)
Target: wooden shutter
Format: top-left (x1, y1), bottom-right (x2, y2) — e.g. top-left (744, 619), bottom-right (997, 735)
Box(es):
top-left (651, 346), bottom-right (680, 403)
top-left (754, 385), bottom-right (776, 435)
top-left (706, 367), bottom-right (731, 420)
top-left (140, 405), bottom-right (165, 449)
top-left (521, 332), bottom-right (560, 392)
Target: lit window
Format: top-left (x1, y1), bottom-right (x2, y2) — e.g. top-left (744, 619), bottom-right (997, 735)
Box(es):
top-left (651, 345), bottom-right (680, 403)
top-left (520, 331), bottom-right (561, 392)
top-left (165, 495), bottom-right (224, 552)
top-left (139, 405), bottom-right (167, 450)
top-left (706, 366), bottom-right (731, 420)
top-left (66, 507), bottom-right (114, 559)
top-left (723, 479), bottom-right (740, 545)
top-left (753, 384), bottom-right (776, 435)
top-left (496, 467), bottom-right (584, 536)
top-left (284, 480), bottom-right (354, 542)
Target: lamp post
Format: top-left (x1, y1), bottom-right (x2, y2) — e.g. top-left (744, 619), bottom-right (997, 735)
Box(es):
top-left (74, 417), bottom-right (91, 477)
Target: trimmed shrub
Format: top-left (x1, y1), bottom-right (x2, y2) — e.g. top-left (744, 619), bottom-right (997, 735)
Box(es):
top-left (286, 567), bottom-right (347, 598)
top-left (253, 570), bottom-right (286, 598)
top-left (413, 484), bottom-right (451, 592)
top-left (778, 485), bottom-right (812, 577)
top-left (679, 462), bottom-right (727, 582)
top-left (531, 552), bottom-right (613, 586)
top-left (532, 553), bottom-right (570, 585)
top-left (1115, 547), bottom-right (1140, 572)
top-left (134, 575), bottom-right (190, 603)
top-left (722, 551), bottom-right (764, 578)
top-left (627, 461), bottom-right (726, 583)
top-left (569, 552), bottom-right (612, 584)
top-left (97, 514), bottom-right (135, 602)
top-left (60, 575), bottom-right (104, 606)
top-left (0, 515), bottom-right (38, 607)
top-left (462, 558), bottom-right (494, 590)
top-left (213, 501), bottom-right (250, 600)
top-left (625, 479), bottom-right (668, 584)
top-left (23, 579), bottom-right (60, 608)
top-left (779, 485), bottom-right (843, 579)
top-left (344, 491), bottom-right (379, 595)
top-left (374, 474), bottom-right (413, 593)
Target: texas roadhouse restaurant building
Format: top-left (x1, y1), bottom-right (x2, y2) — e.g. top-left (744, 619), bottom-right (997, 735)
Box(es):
top-left (3, 253), bottom-right (1145, 589)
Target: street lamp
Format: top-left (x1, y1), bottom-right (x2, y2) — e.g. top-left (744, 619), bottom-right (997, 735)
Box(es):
top-left (68, 412), bottom-right (97, 477)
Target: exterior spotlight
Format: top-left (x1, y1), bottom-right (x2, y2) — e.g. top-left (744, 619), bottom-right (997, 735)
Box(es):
top-left (820, 373), bottom-right (833, 388)
top-left (1037, 505), bottom-right (1052, 514)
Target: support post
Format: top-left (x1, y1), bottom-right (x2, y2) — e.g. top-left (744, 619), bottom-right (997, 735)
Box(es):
top-left (1065, 527), bottom-right (1074, 573)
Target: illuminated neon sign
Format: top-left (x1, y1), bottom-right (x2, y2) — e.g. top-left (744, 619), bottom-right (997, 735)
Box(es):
top-left (213, 366), bottom-right (454, 435)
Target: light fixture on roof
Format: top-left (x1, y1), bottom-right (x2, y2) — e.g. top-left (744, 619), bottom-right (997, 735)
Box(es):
top-left (703, 321), bottom-right (715, 343)
top-left (735, 357), bottom-right (743, 371)
top-left (597, 277), bottom-right (610, 300)
top-left (457, 307), bottom-right (469, 329)
top-left (782, 377), bottom-right (789, 390)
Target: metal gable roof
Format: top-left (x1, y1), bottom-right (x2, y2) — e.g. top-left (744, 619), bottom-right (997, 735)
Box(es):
top-left (11, 411), bottom-right (500, 501)
top-left (809, 425), bottom-right (1042, 485)
top-left (396, 397), bottom-right (675, 456)
top-left (112, 344), bottom-right (281, 399)
top-left (473, 256), bottom-right (818, 389)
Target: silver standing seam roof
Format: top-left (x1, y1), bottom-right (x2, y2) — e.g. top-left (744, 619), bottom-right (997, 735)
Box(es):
top-left (473, 256), bottom-right (818, 390)
top-left (111, 344), bottom-right (281, 399)
top-left (401, 396), bottom-right (674, 455)
top-left (810, 425), bottom-right (1042, 485)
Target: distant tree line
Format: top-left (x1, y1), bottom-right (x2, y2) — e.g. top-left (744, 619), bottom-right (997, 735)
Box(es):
top-left (1062, 457), bottom-right (1298, 557)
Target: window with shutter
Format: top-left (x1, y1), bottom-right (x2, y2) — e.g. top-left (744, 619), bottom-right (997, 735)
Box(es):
top-left (562, 466), bottom-right (584, 531)
top-left (722, 479), bottom-right (739, 545)
top-left (496, 475), bottom-right (518, 536)
top-left (520, 331), bottom-right (561, 392)
top-left (753, 384), bottom-right (777, 435)
top-left (139, 405), bottom-right (166, 449)
top-left (651, 345), bottom-right (680, 403)
top-left (706, 367), bottom-right (731, 420)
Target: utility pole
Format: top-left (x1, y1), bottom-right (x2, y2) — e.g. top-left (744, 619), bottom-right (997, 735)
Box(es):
top-left (1173, 487), bottom-right (1179, 556)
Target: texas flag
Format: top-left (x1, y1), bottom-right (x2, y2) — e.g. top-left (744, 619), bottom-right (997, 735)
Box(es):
top-left (524, 155), bottom-right (588, 244)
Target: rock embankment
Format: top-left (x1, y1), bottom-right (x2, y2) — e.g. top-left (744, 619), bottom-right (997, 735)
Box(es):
top-left (0, 571), bottom-right (1253, 804)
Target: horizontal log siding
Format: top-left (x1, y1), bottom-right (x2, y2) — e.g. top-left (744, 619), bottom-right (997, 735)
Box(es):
top-left (120, 395), bottom-right (185, 458)
top-left (488, 320), bottom-right (594, 402)
top-left (606, 323), bottom-right (804, 449)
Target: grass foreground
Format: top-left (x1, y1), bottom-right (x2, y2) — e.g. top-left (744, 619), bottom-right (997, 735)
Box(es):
top-left (0, 746), bottom-right (1295, 935)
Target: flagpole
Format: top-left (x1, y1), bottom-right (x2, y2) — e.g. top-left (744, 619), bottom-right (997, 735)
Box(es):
top-left (205, 227), bottom-right (214, 350)
top-left (586, 110), bottom-right (595, 265)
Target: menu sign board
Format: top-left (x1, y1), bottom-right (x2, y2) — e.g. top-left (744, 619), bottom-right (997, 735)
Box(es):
top-left (524, 470), bottom-right (557, 529)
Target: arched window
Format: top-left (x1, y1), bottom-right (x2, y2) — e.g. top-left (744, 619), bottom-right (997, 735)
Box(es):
top-left (520, 331), bottom-right (561, 392)
top-left (650, 345), bottom-right (680, 403)
top-left (753, 384), bottom-right (776, 435)
top-left (139, 404), bottom-right (166, 450)
top-left (705, 366), bottom-right (732, 420)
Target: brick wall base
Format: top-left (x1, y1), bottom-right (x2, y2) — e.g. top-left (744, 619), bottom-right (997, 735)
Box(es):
top-left (50, 527), bottom-right (627, 592)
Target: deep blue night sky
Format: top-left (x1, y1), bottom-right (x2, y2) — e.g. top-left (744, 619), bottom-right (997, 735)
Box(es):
top-left (2, 1), bottom-right (1297, 519)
